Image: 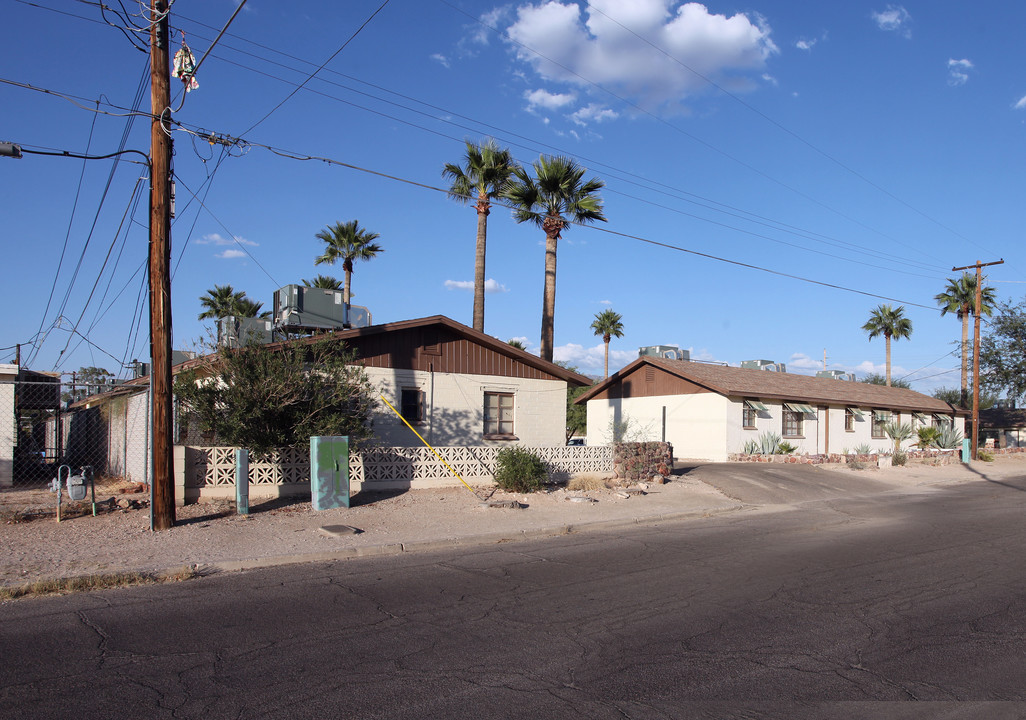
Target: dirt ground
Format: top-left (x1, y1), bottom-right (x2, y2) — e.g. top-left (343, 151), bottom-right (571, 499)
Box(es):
top-left (2, 455), bottom-right (1023, 589)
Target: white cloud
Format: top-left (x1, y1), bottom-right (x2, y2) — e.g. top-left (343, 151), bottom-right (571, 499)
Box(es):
top-left (197, 233), bottom-right (256, 246)
top-left (444, 278), bottom-right (509, 293)
top-left (787, 353), bottom-right (822, 371)
top-left (524, 88), bottom-right (577, 111)
top-left (569, 103), bottom-right (618, 125)
top-left (1015, 95), bottom-right (1026, 110)
top-left (795, 38), bottom-right (815, 51)
top-left (216, 249), bottom-right (247, 259)
top-left (599, 299), bottom-right (612, 305)
top-left (947, 58), bottom-right (973, 86)
top-left (504, 0), bottom-right (779, 115)
top-left (872, 5), bottom-right (911, 37)
top-left (471, 6), bottom-right (513, 45)
top-left (430, 53), bottom-right (450, 68)
top-left (554, 342), bottom-right (634, 374)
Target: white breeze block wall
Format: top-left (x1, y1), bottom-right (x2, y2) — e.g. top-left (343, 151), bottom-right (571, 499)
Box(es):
top-left (367, 368), bottom-right (568, 448)
top-left (586, 393), bottom-right (730, 462)
top-left (0, 372), bottom-right (15, 488)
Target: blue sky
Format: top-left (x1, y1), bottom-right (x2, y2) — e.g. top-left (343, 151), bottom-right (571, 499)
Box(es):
top-left (2, 0), bottom-right (1023, 393)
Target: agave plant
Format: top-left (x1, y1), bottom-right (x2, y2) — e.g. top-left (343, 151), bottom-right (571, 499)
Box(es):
top-left (758, 431), bottom-right (782, 455)
top-left (852, 443), bottom-right (874, 455)
top-left (742, 439), bottom-right (760, 455)
top-left (935, 426), bottom-right (964, 450)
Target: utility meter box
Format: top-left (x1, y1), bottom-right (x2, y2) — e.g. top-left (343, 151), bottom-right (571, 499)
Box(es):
top-left (310, 436), bottom-right (350, 510)
top-left (67, 473), bottom-right (88, 502)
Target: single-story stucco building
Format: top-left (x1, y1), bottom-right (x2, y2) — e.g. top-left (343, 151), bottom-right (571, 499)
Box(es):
top-left (979, 407), bottom-right (1026, 449)
top-left (576, 356), bottom-right (966, 462)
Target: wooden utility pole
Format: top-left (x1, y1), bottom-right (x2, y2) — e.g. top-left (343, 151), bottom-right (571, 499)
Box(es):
top-left (952, 259), bottom-right (1003, 462)
top-left (150, 0), bottom-right (175, 529)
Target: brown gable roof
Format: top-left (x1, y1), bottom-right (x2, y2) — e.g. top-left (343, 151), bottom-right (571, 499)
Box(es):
top-left (576, 357), bottom-right (965, 415)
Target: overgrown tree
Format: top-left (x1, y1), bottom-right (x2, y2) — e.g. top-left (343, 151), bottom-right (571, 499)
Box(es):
top-left (63, 366), bottom-right (115, 402)
top-left (314, 220), bottom-right (383, 326)
top-left (507, 339), bottom-right (527, 350)
top-left (933, 386), bottom-right (996, 410)
top-left (861, 373), bottom-right (912, 389)
top-left (198, 284), bottom-right (263, 320)
top-left (980, 295), bottom-right (1026, 403)
top-left (556, 360), bottom-right (590, 443)
top-left (590, 309), bottom-right (624, 378)
top-left (173, 337), bottom-right (376, 455)
top-left (935, 273), bottom-right (996, 407)
top-left (303, 274), bottom-right (343, 290)
top-left (861, 304), bottom-right (913, 386)
top-left (505, 155), bottom-right (606, 362)
top-left (443, 139), bottom-right (518, 332)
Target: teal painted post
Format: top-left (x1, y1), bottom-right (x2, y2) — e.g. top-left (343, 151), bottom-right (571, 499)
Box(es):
top-left (310, 436), bottom-right (350, 510)
top-left (236, 448), bottom-right (249, 515)
top-left (961, 438), bottom-right (970, 463)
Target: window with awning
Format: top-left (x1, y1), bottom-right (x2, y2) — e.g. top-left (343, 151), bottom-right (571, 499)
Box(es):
top-left (847, 407), bottom-right (864, 418)
top-left (745, 400), bottom-right (768, 412)
top-left (784, 403), bottom-right (816, 414)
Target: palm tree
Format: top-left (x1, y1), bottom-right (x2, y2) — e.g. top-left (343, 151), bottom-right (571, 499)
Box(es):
top-left (505, 155), bottom-right (606, 362)
top-left (862, 304), bottom-right (913, 386)
top-left (935, 273), bottom-right (996, 407)
top-left (198, 284), bottom-right (260, 320)
top-left (591, 309), bottom-right (624, 378)
top-left (314, 220), bottom-right (383, 326)
top-left (443, 140), bottom-right (518, 333)
top-left (302, 274), bottom-right (343, 290)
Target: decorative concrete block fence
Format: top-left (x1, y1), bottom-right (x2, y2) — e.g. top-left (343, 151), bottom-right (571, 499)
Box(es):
top-left (175, 444), bottom-right (614, 504)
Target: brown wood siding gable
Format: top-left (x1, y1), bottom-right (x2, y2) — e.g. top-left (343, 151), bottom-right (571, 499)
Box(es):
top-left (590, 364), bottom-right (712, 400)
top-left (348, 326), bottom-right (561, 380)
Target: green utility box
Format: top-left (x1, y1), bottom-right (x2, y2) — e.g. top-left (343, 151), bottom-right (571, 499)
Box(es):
top-left (310, 436), bottom-right (350, 510)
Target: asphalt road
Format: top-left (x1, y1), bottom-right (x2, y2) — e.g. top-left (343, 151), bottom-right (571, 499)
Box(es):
top-left (3, 472), bottom-right (1026, 719)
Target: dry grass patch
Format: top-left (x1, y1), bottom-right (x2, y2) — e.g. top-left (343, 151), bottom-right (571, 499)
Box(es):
top-left (0, 566), bottom-right (199, 601)
top-left (566, 474), bottom-right (612, 492)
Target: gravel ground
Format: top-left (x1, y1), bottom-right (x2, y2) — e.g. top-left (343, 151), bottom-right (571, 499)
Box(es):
top-left (2, 455), bottom-right (1022, 589)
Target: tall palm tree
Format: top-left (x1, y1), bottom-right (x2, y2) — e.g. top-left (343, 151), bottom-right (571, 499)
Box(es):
top-left (505, 155), bottom-right (606, 362)
top-left (443, 140), bottom-right (518, 333)
top-left (591, 309), bottom-right (624, 378)
top-left (314, 220), bottom-right (383, 326)
top-left (935, 273), bottom-right (996, 407)
top-left (862, 304), bottom-right (913, 386)
top-left (302, 274), bottom-right (343, 290)
top-left (198, 284), bottom-right (259, 320)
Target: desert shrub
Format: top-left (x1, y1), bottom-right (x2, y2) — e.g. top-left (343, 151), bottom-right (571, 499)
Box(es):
top-left (853, 443), bottom-right (874, 455)
top-left (493, 447), bottom-right (546, 493)
top-left (777, 440), bottom-right (797, 454)
top-left (848, 460), bottom-right (866, 471)
top-left (758, 431), bottom-right (781, 455)
top-left (742, 439), bottom-right (760, 455)
top-left (915, 426), bottom-right (942, 449)
top-left (884, 422), bottom-right (914, 452)
top-left (977, 449), bottom-right (994, 462)
top-left (567, 474), bottom-right (608, 491)
top-left (892, 449), bottom-right (908, 466)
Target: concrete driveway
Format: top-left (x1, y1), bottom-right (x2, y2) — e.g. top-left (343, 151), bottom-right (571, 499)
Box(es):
top-left (679, 462), bottom-right (902, 506)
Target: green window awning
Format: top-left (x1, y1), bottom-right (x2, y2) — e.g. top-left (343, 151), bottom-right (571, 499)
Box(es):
top-left (913, 412), bottom-right (928, 422)
top-left (785, 403), bottom-right (816, 414)
top-left (745, 400), bottom-right (768, 412)
top-left (847, 407), bottom-right (864, 418)
top-left (873, 411), bottom-right (891, 421)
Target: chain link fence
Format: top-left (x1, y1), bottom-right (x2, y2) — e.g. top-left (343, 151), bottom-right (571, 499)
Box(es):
top-left (1, 378), bottom-right (151, 490)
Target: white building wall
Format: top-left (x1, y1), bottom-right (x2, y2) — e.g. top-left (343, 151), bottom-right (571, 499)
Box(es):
top-left (367, 368), bottom-right (568, 448)
top-left (0, 366), bottom-right (17, 488)
top-left (585, 393), bottom-right (730, 461)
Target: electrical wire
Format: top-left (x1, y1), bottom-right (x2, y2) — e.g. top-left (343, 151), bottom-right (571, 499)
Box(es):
top-left (238, 0), bottom-right (392, 137)
top-left (578, 0), bottom-right (996, 256)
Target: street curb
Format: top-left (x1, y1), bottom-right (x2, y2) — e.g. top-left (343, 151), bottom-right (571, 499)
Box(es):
top-left (201, 503), bottom-right (743, 578)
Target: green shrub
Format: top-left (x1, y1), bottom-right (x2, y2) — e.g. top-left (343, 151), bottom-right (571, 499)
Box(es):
top-left (977, 449), bottom-right (994, 462)
top-left (777, 441), bottom-right (797, 454)
top-left (853, 443), bottom-right (874, 455)
top-left (935, 426), bottom-right (964, 450)
top-left (892, 449), bottom-right (908, 466)
top-left (915, 426), bottom-right (942, 449)
top-left (758, 431), bottom-right (781, 455)
top-left (493, 447), bottom-right (547, 493)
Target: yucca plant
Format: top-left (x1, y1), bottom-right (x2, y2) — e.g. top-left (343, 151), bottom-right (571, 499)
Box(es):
top-left (883, 421), bottom-right (914, 452)
top-left (758, 431), bottom-right (782, 455)
top-left (852, 443), bottom-right (874, 455)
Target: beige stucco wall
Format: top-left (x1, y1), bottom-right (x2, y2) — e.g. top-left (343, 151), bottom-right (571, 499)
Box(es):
top-left (368, 368), bottom-right (569, 448)
top-left (585, 393), bottom-right (731, 461)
